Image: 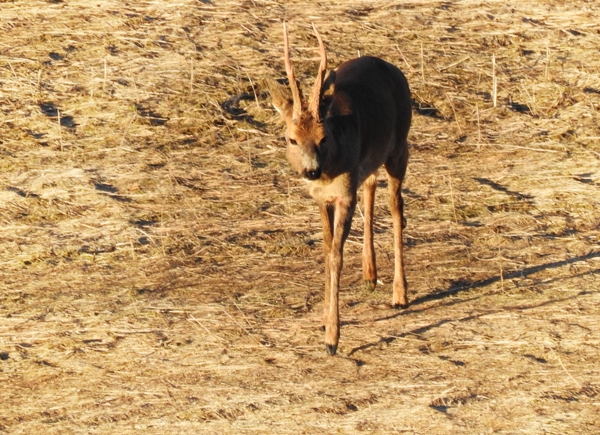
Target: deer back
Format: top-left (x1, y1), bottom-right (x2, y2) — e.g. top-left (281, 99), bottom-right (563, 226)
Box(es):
top-left (296, 55), bottom-right (411, 197)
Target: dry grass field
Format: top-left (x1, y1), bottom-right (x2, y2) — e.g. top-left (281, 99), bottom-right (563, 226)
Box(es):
top-left (1, 0), bottom-right (600, 433)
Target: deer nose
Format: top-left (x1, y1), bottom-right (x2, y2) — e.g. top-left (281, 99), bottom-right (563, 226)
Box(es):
top-left (304, 168), bottom-right (322, 180)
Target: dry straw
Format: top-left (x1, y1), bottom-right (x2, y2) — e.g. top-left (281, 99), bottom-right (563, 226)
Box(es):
top-left (1, 0), bottom-right (599, 434)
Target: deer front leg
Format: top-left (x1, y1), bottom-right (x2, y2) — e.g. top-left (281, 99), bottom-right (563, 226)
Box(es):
top-left (318, 203), bottom-right (334, 331)
top-left (324, 196), bottom-right (356, 356)
top-left (362, 173), bottom-right (377, 291)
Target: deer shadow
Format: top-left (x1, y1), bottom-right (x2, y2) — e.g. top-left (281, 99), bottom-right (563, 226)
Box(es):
top-left (347, 250), bottom-right (600, 356)
top-left (411, 250), bottom-right (600, 307)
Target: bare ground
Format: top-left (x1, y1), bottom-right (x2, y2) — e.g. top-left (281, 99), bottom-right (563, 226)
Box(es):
top-left (1, 1), bottom-right (600, 433)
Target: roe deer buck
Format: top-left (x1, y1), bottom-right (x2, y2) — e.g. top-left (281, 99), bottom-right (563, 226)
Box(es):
top-left (267, 23), bottom-right (411, 356)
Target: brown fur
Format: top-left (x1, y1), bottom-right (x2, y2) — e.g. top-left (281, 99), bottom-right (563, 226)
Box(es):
top-left (268, 24), bottom-right (412, 356)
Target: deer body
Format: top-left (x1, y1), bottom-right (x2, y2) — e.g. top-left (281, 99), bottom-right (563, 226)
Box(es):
top-left (268, 24), bottom-right (411, 355)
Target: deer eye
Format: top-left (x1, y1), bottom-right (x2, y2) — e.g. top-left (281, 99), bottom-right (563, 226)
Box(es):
top-left (288, 138), bottom-right (298, 146)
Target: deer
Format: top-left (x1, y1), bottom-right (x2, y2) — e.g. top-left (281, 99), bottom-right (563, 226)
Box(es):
top-left (267, 23), bottom-right (412, 356)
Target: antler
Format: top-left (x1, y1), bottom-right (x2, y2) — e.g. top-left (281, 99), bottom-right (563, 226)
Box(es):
top-left (282, 22), bottom-right (303, 123)
top-left (308, 23), bottom-right (327, 120)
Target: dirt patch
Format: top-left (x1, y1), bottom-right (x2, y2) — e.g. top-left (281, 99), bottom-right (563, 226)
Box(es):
top-left (1, 0), bottom-right (599, 433)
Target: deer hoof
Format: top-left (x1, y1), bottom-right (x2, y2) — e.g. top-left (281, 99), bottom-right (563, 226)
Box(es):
top-left (325, 343), bottom-right (338, 356)
top-left (364, 279), bottom-right (377, 292)
top-left (393, 302), bottom-right (409, 310)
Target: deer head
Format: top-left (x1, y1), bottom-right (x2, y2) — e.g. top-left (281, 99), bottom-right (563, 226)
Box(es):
top-left (268, 23), bottom-right (338, 181)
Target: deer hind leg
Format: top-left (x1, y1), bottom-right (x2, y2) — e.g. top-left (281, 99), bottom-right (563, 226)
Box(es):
top-left (323, 196), bottom-right (356, 356)
top-left (385, 148), bottom-right (409, 309)
top-left (362, 173), bottom-right (378, 291)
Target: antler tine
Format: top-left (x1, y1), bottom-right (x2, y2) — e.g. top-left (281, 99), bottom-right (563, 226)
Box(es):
top-left (308, 23), bottom-right (327, 120)
top-left (282, 21), bottom-right (303, 122)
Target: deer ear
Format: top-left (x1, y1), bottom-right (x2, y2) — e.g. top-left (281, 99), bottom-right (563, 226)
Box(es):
top-left (319, 70), bottom-right (337, 119)
top-left (321, 71), bottom-right (353, 118)
top-left (322, 70), bottom-right (336, 98)
top-left (265, 79), bottom-right (293, 118)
